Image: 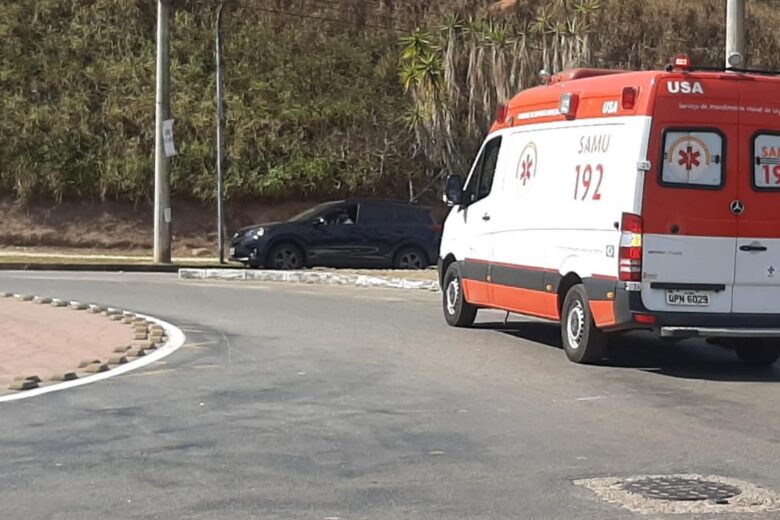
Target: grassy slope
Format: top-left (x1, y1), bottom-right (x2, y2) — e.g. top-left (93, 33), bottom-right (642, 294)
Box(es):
top-left (1, 0), bottom-right (779, 206)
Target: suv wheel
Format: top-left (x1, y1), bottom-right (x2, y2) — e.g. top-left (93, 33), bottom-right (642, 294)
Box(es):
top-left (442, 263), bottom-right (477, 327)
top-left (394, 247), bottom-right (427, 270)
top-left (561, 284), bottom-right (606, 364)
top-left (266, 243), bottom-right (305, 270)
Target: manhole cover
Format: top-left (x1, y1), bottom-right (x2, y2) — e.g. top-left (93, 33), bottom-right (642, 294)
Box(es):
top-left (575, 474), bottom-right (780, 515)
top-left (623, 476), bottom-right (742, 502)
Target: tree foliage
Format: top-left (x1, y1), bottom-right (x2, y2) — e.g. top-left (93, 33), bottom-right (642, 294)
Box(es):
top-left (1, 0), bottom-right (417, 204)
top-left (1, 0), bottom-right (779, 204)
top-left (401, 0), bottom-right (780, 177)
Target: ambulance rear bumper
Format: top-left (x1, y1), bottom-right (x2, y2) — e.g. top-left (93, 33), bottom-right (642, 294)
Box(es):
top-left (614, 291), bottom-right (780, 335)
top-left (660, 327), bottom-right (780, 339)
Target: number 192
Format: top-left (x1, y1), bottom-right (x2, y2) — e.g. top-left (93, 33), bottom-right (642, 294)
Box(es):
top-left (574, 164), bottom-right (604, 201)
top-left (762, 164), bottom-right (780, 185)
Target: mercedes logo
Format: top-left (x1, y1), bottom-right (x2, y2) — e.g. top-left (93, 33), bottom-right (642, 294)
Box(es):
top-left (730, 200), bottom-right (745, 215)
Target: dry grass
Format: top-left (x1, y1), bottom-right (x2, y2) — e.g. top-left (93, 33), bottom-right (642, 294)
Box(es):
top-left (0, 197), bottom-right (315, 257)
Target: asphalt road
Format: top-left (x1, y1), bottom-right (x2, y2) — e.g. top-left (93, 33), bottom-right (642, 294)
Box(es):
top-left (0, 272), bottom-right (778, 519)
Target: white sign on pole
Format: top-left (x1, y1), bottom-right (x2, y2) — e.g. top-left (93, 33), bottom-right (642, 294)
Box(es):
top-left (162, 119), bottom-right (177, 158)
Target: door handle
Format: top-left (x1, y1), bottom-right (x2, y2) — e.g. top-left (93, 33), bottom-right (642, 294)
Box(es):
top-left (482, 213), bottom-right (491, 221)
top-left (740, 245), bottom-right (767, 252)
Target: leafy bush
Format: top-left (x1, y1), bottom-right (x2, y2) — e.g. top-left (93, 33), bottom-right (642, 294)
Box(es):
top-left (1, 0), bottom-right (779, 204)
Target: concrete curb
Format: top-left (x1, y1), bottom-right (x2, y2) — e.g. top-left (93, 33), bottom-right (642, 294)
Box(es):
top-left (0, 294), bottom-right (186, 403)
top-left (0, 263), bottom-right (252, 273)
top-left (0, 264), bottom-right (199, 273)
top-left (178, 268), bottom-right (441, 292)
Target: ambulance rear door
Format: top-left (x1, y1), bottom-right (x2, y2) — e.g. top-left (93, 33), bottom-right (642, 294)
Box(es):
top-left (731, 77), bottom-right (780, 314)
top-left (641, 75), bottom-right (739, 313)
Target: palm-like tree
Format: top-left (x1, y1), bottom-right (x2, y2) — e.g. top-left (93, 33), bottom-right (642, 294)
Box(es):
top-left (572, 0), bottom-right (599, 63)
top-left (532, 9), bottom-right (553, 73)
top-left (440, 13), bottom-right (462, 104)
top-left (398, 0), bottom-right (603, 184)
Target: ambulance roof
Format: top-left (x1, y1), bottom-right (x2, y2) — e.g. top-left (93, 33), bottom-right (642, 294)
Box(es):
top-left (492, 68), bottom-right (780, 132)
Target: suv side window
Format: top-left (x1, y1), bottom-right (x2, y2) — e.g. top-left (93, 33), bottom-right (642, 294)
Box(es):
top-left (396, 207), bottom-right (433, 224)
top-left (323, 203), bottom-right (358, 225)
top-left (359, 203), bottom-right (396, 224)
top-left (465, 136), bottom-right (502, 204)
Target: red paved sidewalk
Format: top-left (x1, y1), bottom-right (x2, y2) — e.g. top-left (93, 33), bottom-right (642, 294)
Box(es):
top-left (0, 298), bottom-right (134, 389)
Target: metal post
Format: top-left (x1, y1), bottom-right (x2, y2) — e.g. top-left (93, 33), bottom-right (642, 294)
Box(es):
top-left (216, 1), bottom-right (227, 264)
top-left (154, 0), bottom-right (172, 264)
top-left (726, 0), bottom-right (746, 68)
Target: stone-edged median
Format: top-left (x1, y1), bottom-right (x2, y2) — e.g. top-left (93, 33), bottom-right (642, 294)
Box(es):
top-left (0, 292), bottom-right (183, 399)
top-left (179, 268), bottom-right (441, 292)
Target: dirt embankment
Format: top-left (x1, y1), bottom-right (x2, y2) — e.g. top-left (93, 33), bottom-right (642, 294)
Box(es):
top-left (0, 198), bottom-right (314, 257)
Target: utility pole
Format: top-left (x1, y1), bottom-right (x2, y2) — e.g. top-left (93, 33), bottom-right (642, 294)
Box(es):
top-left (154, 0), bottom-right (172, 264)
top-left (725, 0), bottom-right (746, 68)
top-left (215, 1), bottom-right (227, 264)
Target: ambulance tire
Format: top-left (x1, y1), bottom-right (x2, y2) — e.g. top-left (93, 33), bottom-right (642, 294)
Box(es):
top-left (735, 340), bottom-right (780, 367)
top-left (443, 263), bottom-right (477, 328)
top-left (561, 285), bottom-right (606, 364)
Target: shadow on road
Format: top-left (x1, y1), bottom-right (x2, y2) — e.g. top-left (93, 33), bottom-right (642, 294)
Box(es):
top-left (478, 320), bottom-right (780, 383)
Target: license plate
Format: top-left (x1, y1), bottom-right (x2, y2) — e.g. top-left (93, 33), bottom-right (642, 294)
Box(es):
top-left (666, 290), bottom-right (710, 306)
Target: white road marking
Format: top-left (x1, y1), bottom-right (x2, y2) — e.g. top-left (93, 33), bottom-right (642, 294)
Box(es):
top-left (0, 312), bottom-right (186, 403)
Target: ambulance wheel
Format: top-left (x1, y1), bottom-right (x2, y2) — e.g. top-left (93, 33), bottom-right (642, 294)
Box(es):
top-left (443, 263), bottom-right (477, 328)
top-left (735, 340), bottom-right (780, 367)
top-left (561, 285), bottom-right (606, 364)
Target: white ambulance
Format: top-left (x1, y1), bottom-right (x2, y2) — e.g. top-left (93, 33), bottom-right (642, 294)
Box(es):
top-left (439, 56), bottom-right (780, 365)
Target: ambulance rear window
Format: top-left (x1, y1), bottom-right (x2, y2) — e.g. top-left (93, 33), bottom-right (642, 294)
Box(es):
top-left (753, 133), bottom-right (780, 190)
top-left (661, 130), bottom-right (724, 189)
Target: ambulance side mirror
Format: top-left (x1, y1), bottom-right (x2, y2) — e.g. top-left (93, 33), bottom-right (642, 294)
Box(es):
top-left (444, 175), bottom-right (464, 207)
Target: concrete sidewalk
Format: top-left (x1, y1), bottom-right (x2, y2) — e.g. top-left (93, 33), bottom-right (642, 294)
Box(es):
top-left (0, 298), bottom-right (134, 390)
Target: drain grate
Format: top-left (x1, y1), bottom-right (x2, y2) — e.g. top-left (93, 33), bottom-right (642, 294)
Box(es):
top-left (575, 474), bottom-right (780, 515)
top-left (623, 476), bottom-right (742, 502)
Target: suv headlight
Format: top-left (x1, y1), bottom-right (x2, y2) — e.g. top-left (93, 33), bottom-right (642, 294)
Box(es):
top-left (250, 228), bottom-right (265, 240)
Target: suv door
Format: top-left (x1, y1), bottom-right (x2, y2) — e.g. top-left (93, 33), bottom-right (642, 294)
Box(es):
top-left (455, 136), bottom-right (503, 307)
top-left (732, 78), bottom-right (780, 313)
top-left (355, 202), bottom-right (402, 266)
top-left (307, 203), bottom-right (365, 266)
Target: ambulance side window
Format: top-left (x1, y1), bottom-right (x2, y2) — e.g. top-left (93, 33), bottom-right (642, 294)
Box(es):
top-left (465, 136), bottom-right (502, 204)
top-left (753, 133), bottom-right (780, 190)
top-left (660, 130), bottom-right (724, 188)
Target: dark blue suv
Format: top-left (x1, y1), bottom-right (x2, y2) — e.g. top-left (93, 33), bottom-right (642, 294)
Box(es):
top-left (229, 200), bottom-right (441, 270)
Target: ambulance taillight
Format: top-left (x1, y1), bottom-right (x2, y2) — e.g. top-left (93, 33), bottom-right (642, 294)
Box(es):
top-left (621, 87), bottom-right (637, 110)
top-left (619, 213), bottom-right (643, 282)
